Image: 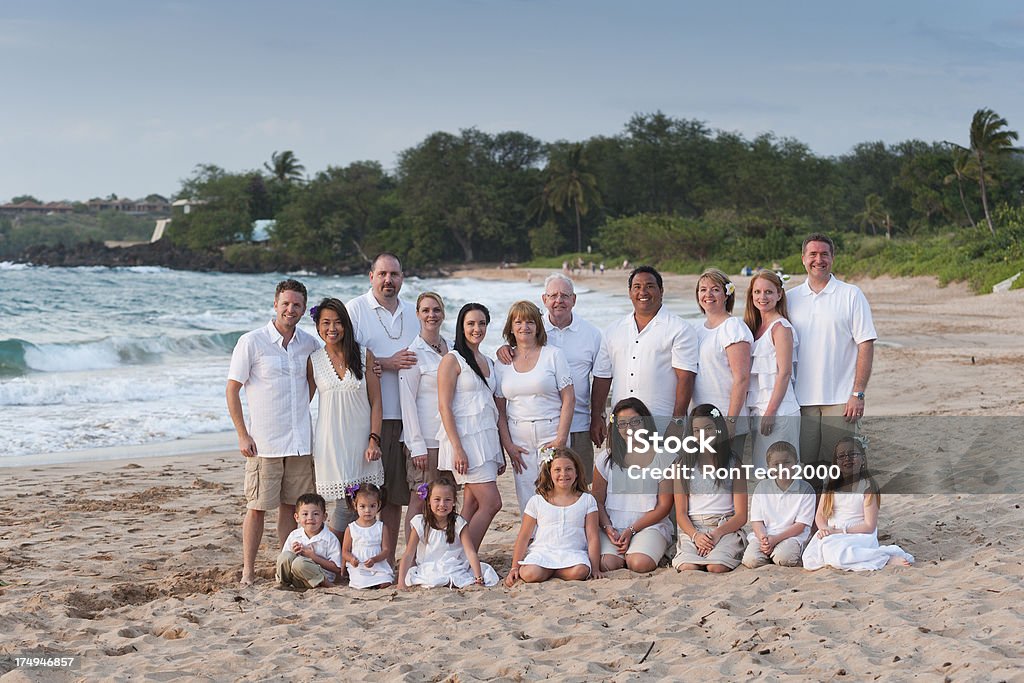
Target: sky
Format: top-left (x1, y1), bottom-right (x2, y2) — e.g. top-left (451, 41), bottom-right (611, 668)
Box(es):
top-left (2, 0), bottom-right (1024, 202)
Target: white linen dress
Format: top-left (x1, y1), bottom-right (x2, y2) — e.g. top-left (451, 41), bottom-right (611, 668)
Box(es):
top-left (520, 493), bottom-right (598, 570)
top-left (404, 514), bottom-right (499, 587)
top-left (346, 520), bottom-right (395, 588)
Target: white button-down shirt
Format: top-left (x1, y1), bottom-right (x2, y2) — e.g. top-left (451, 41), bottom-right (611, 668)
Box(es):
top-left (544, 314), bottom-right (608, 432)
top-left (227, 321), bottom-right (318, 457)
top-left (594, 306), bottom-right (699, 419)
top-left (398, 334), bottom-right (451, 457)
top-left (346, 290), bottom-right (419, 419)
top-left (281, 525), bottom-right (343, 583)
top-left (788, 275), bottom-right (877, 406)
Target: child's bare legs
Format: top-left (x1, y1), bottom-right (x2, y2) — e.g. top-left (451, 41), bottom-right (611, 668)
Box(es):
top-left (625, 553), bottom-right (658, 573)
top-left (518, 564), bottom-right (554, 583)
top-left (553, 564), bottom-right (591, 581)
top-left (676, 563), bottom-right (701, 572)
top-left (463, 482), bottom-right (501, 550)
top-left (886, 556), bottom-right (912, 567)
top-left (600, 554), bottom-right (626, 572)
top-left (706, 564), bottom-right (733, 573)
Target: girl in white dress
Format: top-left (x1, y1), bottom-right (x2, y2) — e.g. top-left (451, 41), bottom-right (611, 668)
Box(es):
top-left (802, 437), bottom-right (914, 571)
top-left (437, 303), bottom-right (507, 551)
top-left (307, 298), bottom-right (383, 539)
top-left (397, 478), bottom-right (499, 589)
top-left (342, 483), bottom-right (395, 588)
top-left (744, 270), bottom-right (802, 471)
top-left (505, 448), bottom-right (603, 586)
top-left (493, 300), bottom-right (574, 516)
top-left (693, 269), bottom-right (752, 461)
top-left (673, 404), bottom-right (748, 573)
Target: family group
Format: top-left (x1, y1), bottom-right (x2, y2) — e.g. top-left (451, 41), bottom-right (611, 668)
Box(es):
top-left (226, 233), bottom-right (913, 590)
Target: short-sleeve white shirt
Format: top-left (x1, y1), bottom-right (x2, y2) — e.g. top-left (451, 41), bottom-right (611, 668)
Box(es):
top-left (281, 525), bottom-right (343, 583)
top-left (227, 321), bottom-right (318, 457)
top-left (398, 334), bottom-right (451, 457)
top-left (544, 314), bottom-right (607, 432)
top-left (692, 316), bottom-right (753, 423)
top-left (788, 275), bottom-right (877, 406)
top-left (748, 478), bottom-right (816, 545)
top-left (346, 290), bottom-right (419, 419)
top-left (593, 306), bottom-right (699, 419)
top-left (494, 346), bottom-right (573, 422)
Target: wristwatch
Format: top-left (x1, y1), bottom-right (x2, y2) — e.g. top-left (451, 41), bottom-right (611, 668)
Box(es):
top-left (851, 392), bottom-right (865, 400)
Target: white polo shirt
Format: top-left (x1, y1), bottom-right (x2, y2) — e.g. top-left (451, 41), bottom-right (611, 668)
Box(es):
top-left (544, 314), bottom-right (608, 432)
top-left (788, 275), bottom-right (877, 406)
top-left (747, 478), bottom-right (816, 545)
top-left (346, 290), bottom-right (419, 419)
top-left (593, 306), bottom-right (699, 419)
top-left (398, 334), bottom-right (451, 457)
top-left (227, 321), bottom-right (318, 457)
top-left (282, 525), bottom-right (343, 583)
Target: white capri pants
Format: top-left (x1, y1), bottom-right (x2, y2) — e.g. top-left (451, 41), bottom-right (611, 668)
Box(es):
top-left (507, 416), bottom-right (559, 515)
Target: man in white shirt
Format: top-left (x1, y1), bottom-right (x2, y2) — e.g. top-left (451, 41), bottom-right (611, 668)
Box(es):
top-left (788, 233), bottom-right (877, 468)
top-left (227, 279), bottom-right (319, 586)
top-left (346, 252), bottom-right (418, 563)
top-left (591, 266), bottom-right (699, 442)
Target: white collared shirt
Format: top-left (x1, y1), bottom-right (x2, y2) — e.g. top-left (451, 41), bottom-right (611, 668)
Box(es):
top-left (544, 314), bottom-right (608, 432)
top-left (787, 275), bottom-right (877, 406)
top-left (748, 478), bottom-right (816, 545)
top-left (282, 524), bottom-right (343, 583)
top-left (398, 334), bottom-right (451, 457)
top-left (692, 315), bottom-right (753, 425)
top-left (346, 290), bottom-right (419, 419)
top-left (227, 321), bottom-right (318, 458)
top-left (593, 306), bottom-right (699, 419)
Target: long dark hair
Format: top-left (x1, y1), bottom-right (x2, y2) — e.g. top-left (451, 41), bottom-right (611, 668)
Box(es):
top-left (313, 297), bottom-right (363, 380)
top-left (676, 403), bottom-right (733, 493)
top-left (421, 477), bottom-right (459, 544)
top-left (454, 303), bottom-right (490, 383)
top-left (606, 397), bottom-right (657, 470)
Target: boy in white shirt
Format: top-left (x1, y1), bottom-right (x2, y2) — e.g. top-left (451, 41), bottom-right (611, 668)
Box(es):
top-left (742, 442), bottom-right (816, 568)
top-left (276, 493), bottom-right (344, 589)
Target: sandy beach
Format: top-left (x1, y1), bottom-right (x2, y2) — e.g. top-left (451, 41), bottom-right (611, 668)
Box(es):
top-left (1, 271), bottom-right (1022, 681)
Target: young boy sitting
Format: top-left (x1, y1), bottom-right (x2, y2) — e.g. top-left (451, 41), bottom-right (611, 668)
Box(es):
top-left (742, 441), bottom-right (816, 568)
top-left (276, 493), bottom-right (344, 589)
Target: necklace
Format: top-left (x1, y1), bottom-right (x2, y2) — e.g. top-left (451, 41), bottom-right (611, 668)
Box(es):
top-left (424, 337), bottom-right (446, 355)
top-left (374, 306), bottom-right (403, 341)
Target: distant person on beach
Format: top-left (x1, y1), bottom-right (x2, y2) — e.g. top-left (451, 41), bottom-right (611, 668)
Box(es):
top-left (275, 493), bottom-right (343, 589)
top-left (307, 297), bottom-right (383, 539)
top-left (496, 273), bottom-right (606, 484)
top-left (787, 234), bottom-right (876, 470)
top-left (591, 265), bottom-right (698, 441)
top-left (398, 292), bottom-right (452, 538)
top-left (227, 278), bottom-right (318, 586)
top-left (346, 253), bottom-right (419, 565)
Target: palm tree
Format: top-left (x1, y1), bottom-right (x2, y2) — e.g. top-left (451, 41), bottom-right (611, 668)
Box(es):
top-left (943, 148), bottom-right (977, 228)
top-left (542, 143), bottom-right (601, 253)
top-left (264, 150), bottom-right (306, 184)
top-left (855, 194), bottom-right (886, 236)
top-left (968, 109), bottom-right (1019, 235)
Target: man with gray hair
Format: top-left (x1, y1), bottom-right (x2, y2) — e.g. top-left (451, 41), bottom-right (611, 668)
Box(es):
top-left (499, 272), bottom-right (606, 483)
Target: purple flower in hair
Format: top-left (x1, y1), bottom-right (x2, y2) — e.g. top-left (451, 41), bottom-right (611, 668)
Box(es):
top-left (416, 483), bottom-right (429, 500)
top-left (345, 483), bottom-right (360, 498)
top-left (309, 305), bottom-right (319, 320)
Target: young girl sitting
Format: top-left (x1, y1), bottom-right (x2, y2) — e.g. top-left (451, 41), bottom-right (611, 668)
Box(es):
top-left (505, 448), bottom-right (603, 585)
top-left (397, 478), bottom-right (499, 589)
top-left (672, 404), bottom-right (748, 573)
top-left (342, 484), bottom-right (395, 589)
top-left (802, 437), bottom-right (915, 571)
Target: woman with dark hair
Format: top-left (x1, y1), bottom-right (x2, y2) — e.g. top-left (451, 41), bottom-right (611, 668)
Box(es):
top-left (672, 403), bottom-right (748, 573)
top-left (437, 303), bottom-right (510, 550)
top-left (592, 398), bottom-right (675, 573)
top-left (307, 297), bottom-right (384, 541)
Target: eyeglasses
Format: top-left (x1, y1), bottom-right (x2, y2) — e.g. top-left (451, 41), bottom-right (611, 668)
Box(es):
top-left (616, 417), bottom-right (644, 429)
top-left (836, 451), bottom-right (863, 461)
top-left (545, 293), bottom-right (572, 300)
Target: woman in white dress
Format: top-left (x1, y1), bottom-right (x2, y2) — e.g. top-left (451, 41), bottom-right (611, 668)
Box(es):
top-left (493, 300), bottom-right (575, 515)
top-left (437, 303), bottom-right (508, 551)
top-left (307, 298), bottom-right (383, 539)
top-left (693, 268), bottom-right (752, 461)
top-left (398, 291), bottom-right (452, 538)
top-left (802, 437), bottom-right (914, 571)
top-left (743, 270), bottom-right (802, 470)
top-left (593, 398), bottom-right (675, 573)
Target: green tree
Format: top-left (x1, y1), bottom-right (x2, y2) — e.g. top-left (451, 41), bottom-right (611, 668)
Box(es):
top-left (10, 195), bottom-right (40, 204)
top-left (855, 194), bottom-right (889, 237)
top-left (264, 150), bottom-right (306, 184)
top-left (944, 148), bottom-right (977, 228)
top-left (967, 108), bottom-right (1020, 235)
top-left (542, 143), bottom-right (601, 253)
top-left (167, 165), bottom-right (256, 249)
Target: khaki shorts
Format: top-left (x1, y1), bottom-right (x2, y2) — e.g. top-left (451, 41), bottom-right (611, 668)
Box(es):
top-left (570, 431), bottom-right (595, 486)
top-left (406, 447), bottom-right (442, 490)
top-left (244, 455), bottom-right (315, 511)
top-left (599, 526), bottom-right (670, 564)
top-left (381, 420), bottom-right (410, 507)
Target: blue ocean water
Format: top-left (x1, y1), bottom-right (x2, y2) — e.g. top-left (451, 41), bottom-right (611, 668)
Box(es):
top-left (0, 263), bottom-right (701, 463)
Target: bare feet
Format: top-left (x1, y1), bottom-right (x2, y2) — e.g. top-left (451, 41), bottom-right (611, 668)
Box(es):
top-left (240, 573), bottom-right (256, 587)
top-left (886, 556), bottom-right (912, 567)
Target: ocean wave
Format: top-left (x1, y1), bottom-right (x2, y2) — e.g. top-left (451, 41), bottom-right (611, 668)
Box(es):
top-left (0, 331), bottom-right (245, 375)
top-left (0, 261), bottom-right (34, 270)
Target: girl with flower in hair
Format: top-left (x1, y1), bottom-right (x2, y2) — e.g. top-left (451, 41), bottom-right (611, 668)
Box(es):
top-left (505, 448), bottom-right (603, 586)
top-left (802, 437), bottom-right (914, 571)
top-left (672, 403), bottom-right (748, 573)
top-left (397, 478), bottom-right (499, 589)
top-left (693, 268), bottom-right (753, 461)
top-left (342, 483), bottom-right (394, 588)
top-left (307, 298), bottom-right (384, 540)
